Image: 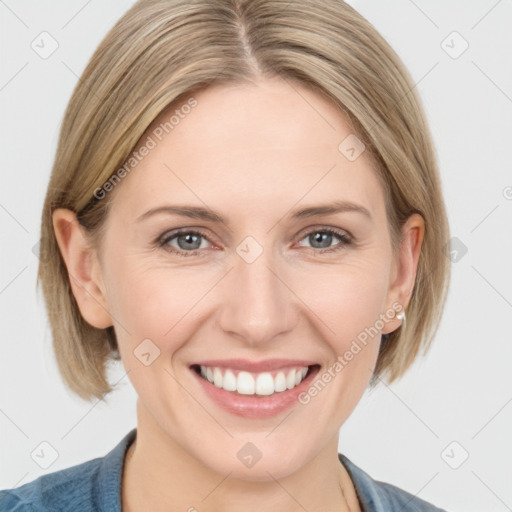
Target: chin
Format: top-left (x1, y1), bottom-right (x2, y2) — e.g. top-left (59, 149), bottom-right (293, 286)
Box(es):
top-left (193, 437), bottom-right (311, 482)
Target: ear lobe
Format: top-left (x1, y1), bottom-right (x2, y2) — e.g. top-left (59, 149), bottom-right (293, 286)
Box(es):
top-left (382, 213), bottom-right (424, 334)
top-left (52, 208), bottom-right (113, 329)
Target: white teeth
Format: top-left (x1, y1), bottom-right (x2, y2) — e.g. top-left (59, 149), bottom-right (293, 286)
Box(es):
top-left (222, 370), bottom-right (237, 391)
top-left (198, 365), bottom-right (310, 396)
top-left (286, 369), bottom-right (296, 390)
top-left (255, 372), bottom-right (274, 396)
top-left (237, 371), bottom-right (255, 395)
top-left (213, 367), bottom-right (223, 388)
top-left (274, 372), bottom-right (287, 392)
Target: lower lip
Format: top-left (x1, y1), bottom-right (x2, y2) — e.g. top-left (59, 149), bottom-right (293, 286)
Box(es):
top-left (190, 365), bottom-right (320, 419)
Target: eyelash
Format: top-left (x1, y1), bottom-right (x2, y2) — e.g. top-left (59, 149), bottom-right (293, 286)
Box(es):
top-left (157, 227), bottom-right (352, 258)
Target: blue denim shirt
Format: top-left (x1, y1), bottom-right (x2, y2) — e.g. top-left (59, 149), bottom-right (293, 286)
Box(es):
top-left (0, 428), bottom-right (447, 511)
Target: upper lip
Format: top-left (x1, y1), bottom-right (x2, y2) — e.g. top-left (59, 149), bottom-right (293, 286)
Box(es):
top-left (191, 359), bottom-right (318, 373)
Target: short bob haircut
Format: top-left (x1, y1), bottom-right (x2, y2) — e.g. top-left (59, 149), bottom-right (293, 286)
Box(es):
top-left (38, 0), bottom-right (450, 402)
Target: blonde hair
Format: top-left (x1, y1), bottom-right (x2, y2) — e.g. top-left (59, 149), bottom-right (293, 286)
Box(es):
top-left (38, 0), bottom-right (450, 401)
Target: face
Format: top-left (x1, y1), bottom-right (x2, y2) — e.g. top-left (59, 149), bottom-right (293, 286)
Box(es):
top-left (62, 77), bottom-right (421, 481)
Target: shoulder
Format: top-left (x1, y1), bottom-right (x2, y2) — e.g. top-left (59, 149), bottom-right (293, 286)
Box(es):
top-left (0, 456), bottom-right (103, 512)
top-left (0, 428), bottom-right (136, 512)
top-left (339, 454), bottom-right (447, 512)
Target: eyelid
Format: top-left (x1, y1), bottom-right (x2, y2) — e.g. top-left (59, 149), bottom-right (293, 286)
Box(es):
top-left (294, 224), bottom-right (353, 243)
top-left (157, 224), bottom-right (353, 256)
top-left (157, 227), bottom-right (217, 249)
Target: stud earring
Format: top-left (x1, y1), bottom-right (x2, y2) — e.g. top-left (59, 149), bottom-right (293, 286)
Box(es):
top-left (397, 311), bottom-right (406, 327)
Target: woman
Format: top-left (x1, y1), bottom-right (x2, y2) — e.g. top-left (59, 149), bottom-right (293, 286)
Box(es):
top-left (0, 0), bottom-right (450, 510)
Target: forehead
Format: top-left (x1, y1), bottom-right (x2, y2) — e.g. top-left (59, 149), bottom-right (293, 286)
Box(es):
top-left (110, 77), bottom-right (386, 222)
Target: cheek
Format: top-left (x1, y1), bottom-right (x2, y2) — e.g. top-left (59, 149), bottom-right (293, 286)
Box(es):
top-left (102, 257), bottom-right (193, 352)
top-left (290, 258), bottom-right (391, 427)
top-left (292, 256), bottom-right (391, 347)
top-left (104, 254), bottom-right (229, 373)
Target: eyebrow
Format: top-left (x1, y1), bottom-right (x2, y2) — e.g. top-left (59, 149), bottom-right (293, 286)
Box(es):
top-left (135, 200), bottom-right (372, 224)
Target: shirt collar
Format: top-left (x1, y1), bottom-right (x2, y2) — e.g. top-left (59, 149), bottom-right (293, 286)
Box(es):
top-left (96, 427), bottom-right (137, 512)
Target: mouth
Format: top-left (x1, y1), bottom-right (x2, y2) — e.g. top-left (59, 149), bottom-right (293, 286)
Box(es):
top-left (188, 358), bottom-right (322, 418)
top-left (190, 363), bottom-right (320, 397)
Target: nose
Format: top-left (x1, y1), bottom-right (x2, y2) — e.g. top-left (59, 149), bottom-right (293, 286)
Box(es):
top-left (216, 246), bottom-right (298, 346)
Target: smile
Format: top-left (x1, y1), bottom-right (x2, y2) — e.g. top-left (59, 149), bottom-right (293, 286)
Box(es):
top-left (189, 359), bottom-right (321, 418)
top-left (194, 365), bottom-right (310, 396)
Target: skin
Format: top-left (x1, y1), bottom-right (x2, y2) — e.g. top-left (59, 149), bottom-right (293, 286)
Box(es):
top-left (53, 76), bottom-right (424, 512)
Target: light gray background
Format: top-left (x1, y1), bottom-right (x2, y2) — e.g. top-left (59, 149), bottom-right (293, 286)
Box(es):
top-left (1, 1), bottom-right (511, 511)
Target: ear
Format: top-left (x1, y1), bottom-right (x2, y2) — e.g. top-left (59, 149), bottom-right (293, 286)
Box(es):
top-left (381, 213), bottom-right (424, 334)
top-left (52, 208), bottom-right (113, 329)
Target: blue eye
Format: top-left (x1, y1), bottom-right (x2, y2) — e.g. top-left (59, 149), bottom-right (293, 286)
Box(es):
top-left (158, 229), bottom-right (211, 257)
top-left (297, 228), bottom-right (352, 253)
top-left (157, 227), bottom-right (352, 257)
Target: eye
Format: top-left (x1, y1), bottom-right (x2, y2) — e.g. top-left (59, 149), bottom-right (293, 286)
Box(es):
top-left (158, 229), bottom-right (213, 257)
top-left (157, 226), bottom-right (352, 258)
top-left (296, 227), bottom-right (352, 253)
